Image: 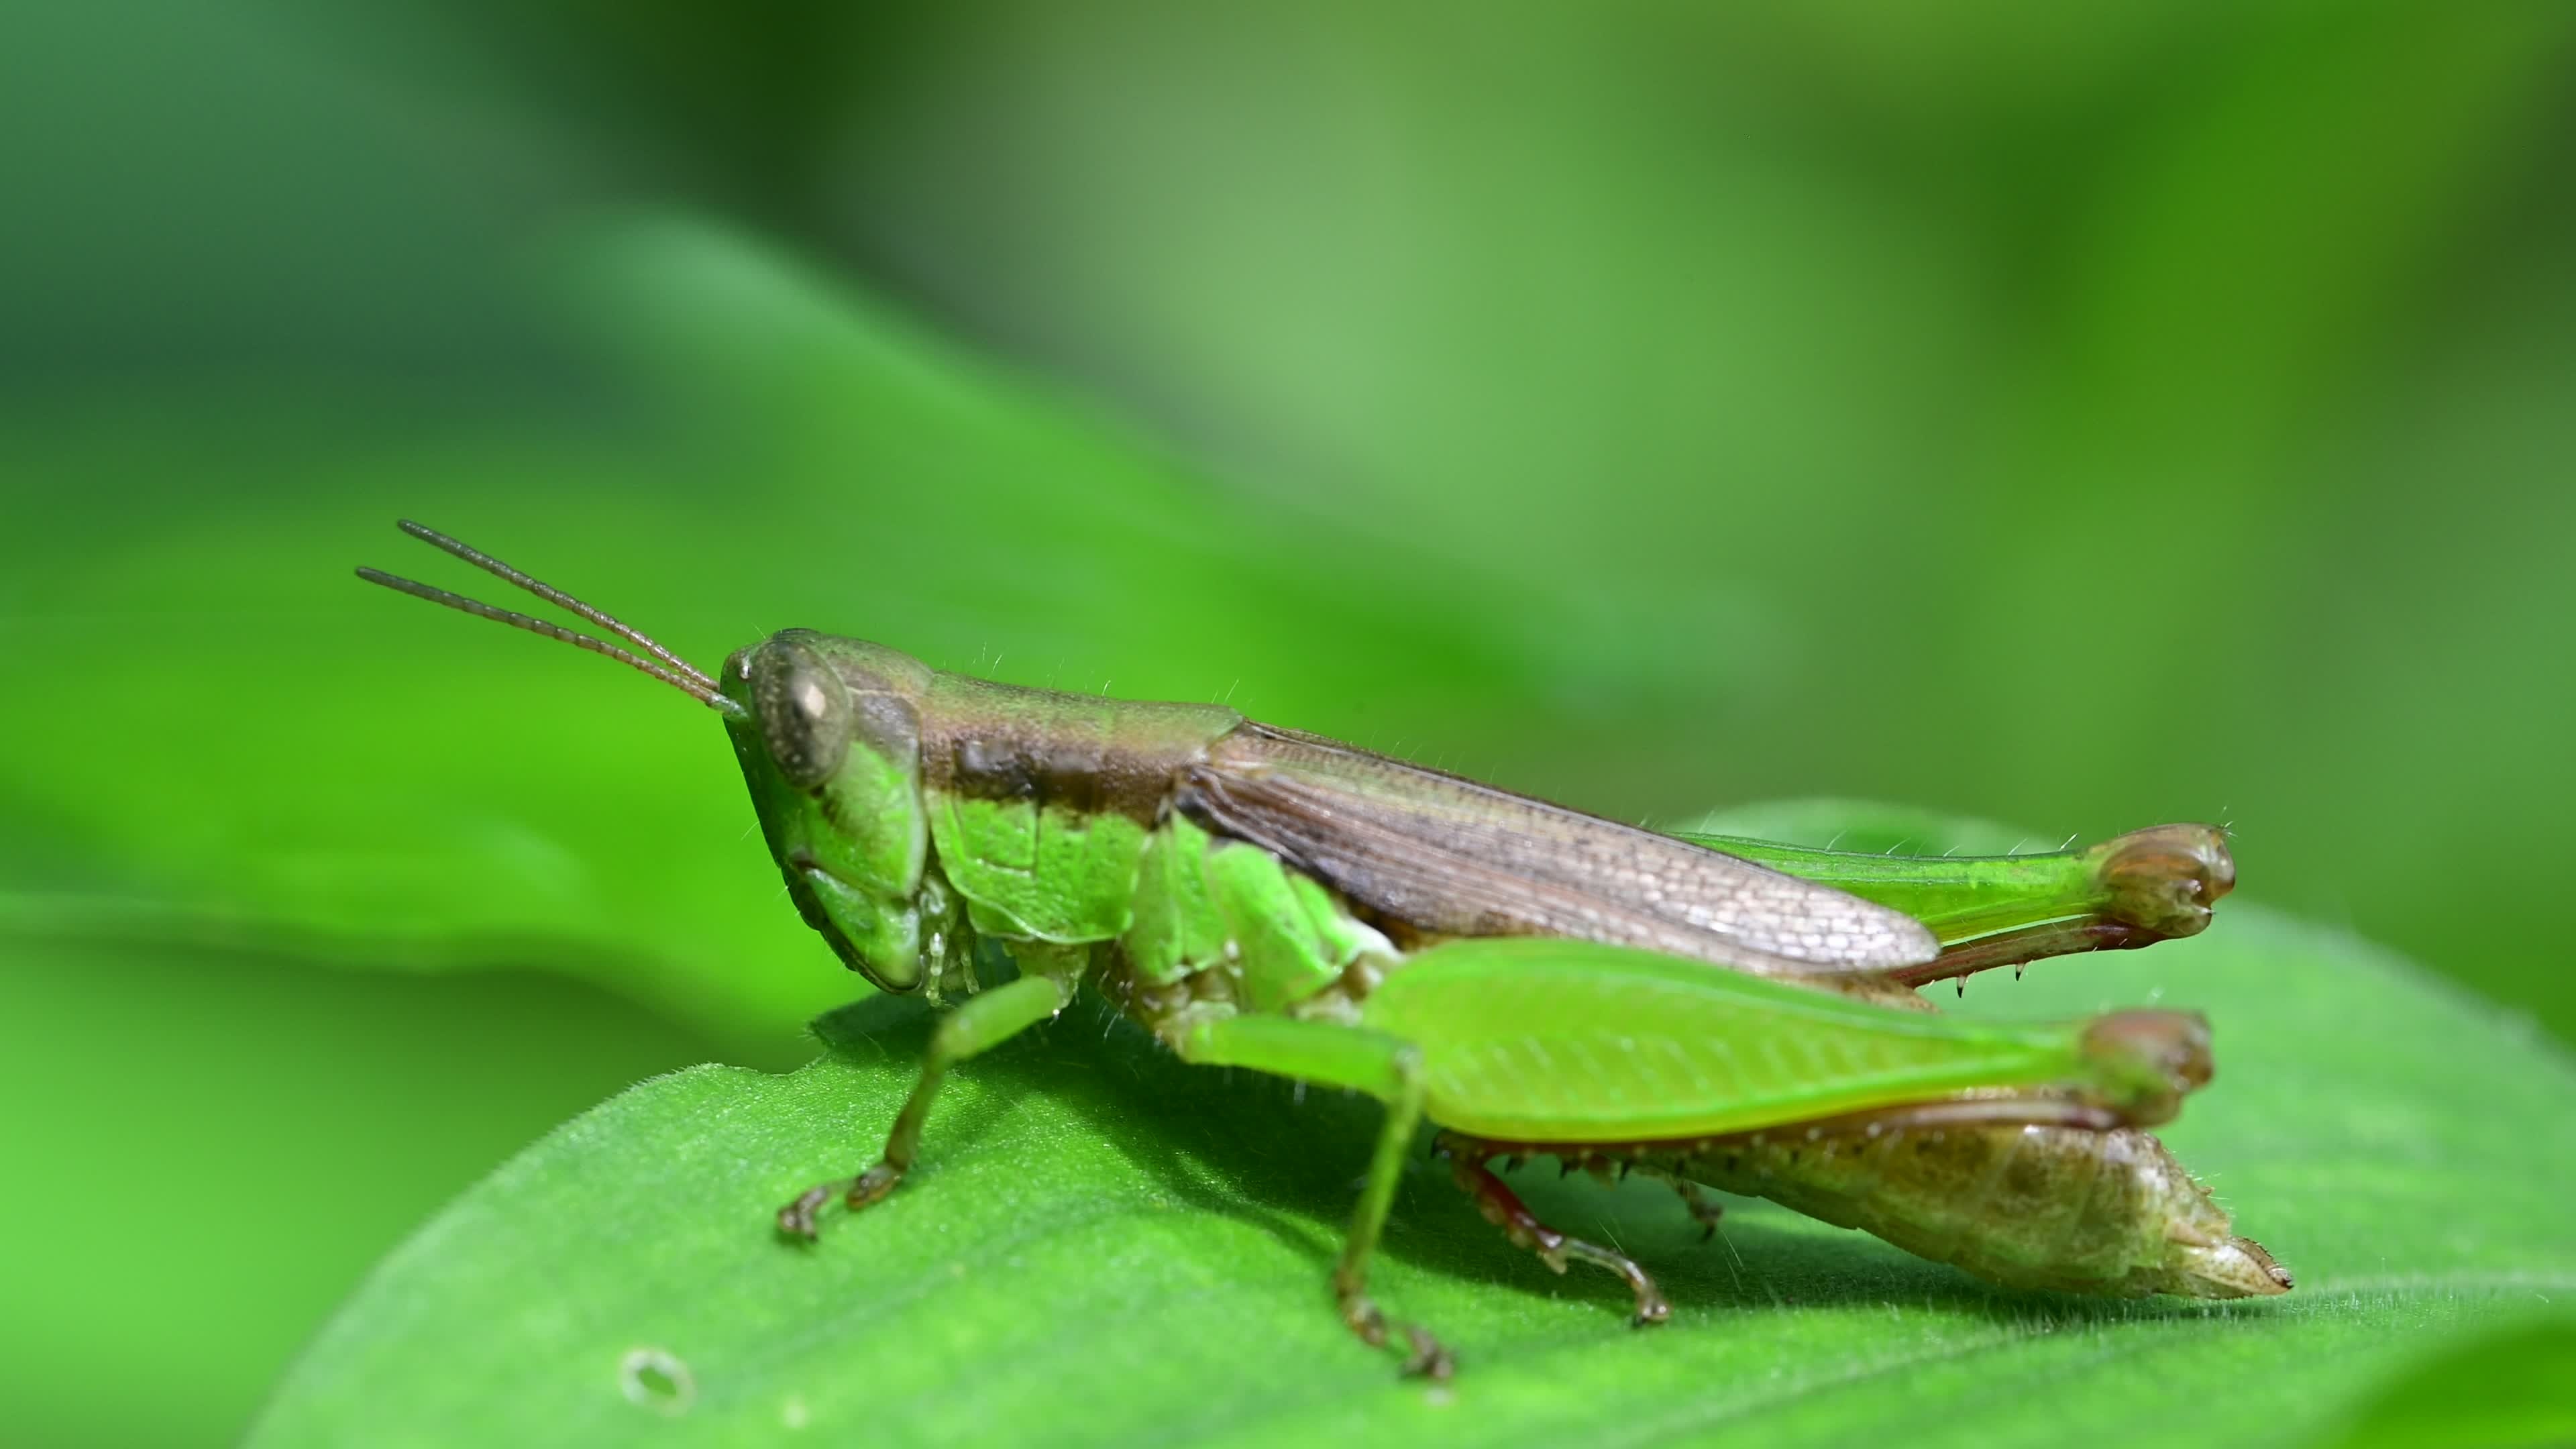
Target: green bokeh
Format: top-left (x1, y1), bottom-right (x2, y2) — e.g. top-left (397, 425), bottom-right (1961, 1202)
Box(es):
top-left (5, 1), bottom-right (2572, 1443)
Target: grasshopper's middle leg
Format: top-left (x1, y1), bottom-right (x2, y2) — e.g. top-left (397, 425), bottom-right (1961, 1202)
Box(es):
top-left (779, 973), bottom-right (1069, 1238)
top-left (1180, 1015), bottom-right (1452, 1378)
top-left (1434, 1132), bottom-right (1672, 1326)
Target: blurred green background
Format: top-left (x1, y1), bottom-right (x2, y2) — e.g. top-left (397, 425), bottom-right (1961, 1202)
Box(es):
top-left (5, 1), bottom-right (2573, 1444)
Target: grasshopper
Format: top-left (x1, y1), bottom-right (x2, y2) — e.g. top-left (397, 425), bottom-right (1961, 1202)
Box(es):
top-left (359, 522), bottom-right (2249, 1373)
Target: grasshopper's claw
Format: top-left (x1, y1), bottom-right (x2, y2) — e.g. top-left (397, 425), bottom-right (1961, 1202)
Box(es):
top-left (1332, 1256), bottom-right (1456, 1379)
top-left (1338, 1287), bottom-right (1454, 1381)
top-left (777, 1161), bottom-right (908, 1240)
top-left (776, 1179), bottom-right (849, 1241)
top-left (1400, 1326), bottom-right (1456, 1381)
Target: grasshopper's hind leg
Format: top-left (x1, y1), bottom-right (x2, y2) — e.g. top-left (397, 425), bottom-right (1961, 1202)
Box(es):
top-left (1181, 1016), bottom-right (1454, 1377)
top-left (779, 972), bottom-right (1070, 1239)
top-left (1434, 1134), bottom-right (1672, 1326)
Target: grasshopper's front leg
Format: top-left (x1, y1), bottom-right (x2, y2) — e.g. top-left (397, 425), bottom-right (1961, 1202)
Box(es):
top-left (1180, 1016), bottom-right (1453, 1379)
top-left (779, 972), bottom-right (1071, 1239)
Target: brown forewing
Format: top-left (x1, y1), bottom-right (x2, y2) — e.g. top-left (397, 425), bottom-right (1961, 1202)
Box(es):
top-left (1176, 722), bottom-right (1939, 978)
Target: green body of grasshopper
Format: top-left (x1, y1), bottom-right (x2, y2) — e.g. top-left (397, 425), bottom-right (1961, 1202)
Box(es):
top-left (359, 523), bottom-right (2243, 1373)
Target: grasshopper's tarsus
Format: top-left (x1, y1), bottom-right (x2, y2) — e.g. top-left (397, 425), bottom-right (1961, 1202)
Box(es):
top-left (1179, 1017), bottom-right (1461, 1376)
top-left (778, 974), bottom-right (1069, 1242)
top-left (1439, 1133), bottom-right (1674, 1327)
top-left (845, 1162), bottom-right (906, 1210)
top-left (775, 1161), bottom-right (908, 1240)
top-left (1336, 1269), bottom-right (1455, 1379)
top-left (775, 1181), bottom-right (845, 1240)
top-left (1401, 1326), bottom-right (1455, 1381)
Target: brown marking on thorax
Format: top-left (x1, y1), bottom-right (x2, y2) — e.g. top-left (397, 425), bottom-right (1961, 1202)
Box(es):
top-left (919, 672), bottom-right (1246, 824)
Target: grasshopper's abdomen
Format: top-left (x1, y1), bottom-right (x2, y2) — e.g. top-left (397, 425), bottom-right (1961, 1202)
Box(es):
top-left (1654, 1124), bottom-right (2290, 1299)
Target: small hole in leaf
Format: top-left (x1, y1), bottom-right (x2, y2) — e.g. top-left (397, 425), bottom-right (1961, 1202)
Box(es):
top-left (619, 1346), bottom-right (695, 1415)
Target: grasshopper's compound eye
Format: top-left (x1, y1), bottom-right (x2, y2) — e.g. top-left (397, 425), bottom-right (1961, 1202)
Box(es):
top-left (749, 633), bottom-right (854, 791)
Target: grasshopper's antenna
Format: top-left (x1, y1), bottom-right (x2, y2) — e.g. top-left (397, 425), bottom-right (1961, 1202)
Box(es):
top-left (390, 520), bottom-right (718, 687)
top-left (358, 520), bottom-right (747, 718)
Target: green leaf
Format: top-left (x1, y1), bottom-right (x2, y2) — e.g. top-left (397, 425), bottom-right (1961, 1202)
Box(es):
top-left (252, 808), bottom-right (2576, 1448)
top-left (0, 936), bottom-right (722, 1449)
top-left (2307, 1313), bottom-right (2576, 1449)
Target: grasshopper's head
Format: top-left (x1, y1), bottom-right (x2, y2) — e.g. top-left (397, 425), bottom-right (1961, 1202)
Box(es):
top-left (718, 630), bottom-right (944, 993)
top-left (356, 522), bottom-right (945, 995)
top-left (2076, 1010), bottom-right (2214, 1126)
